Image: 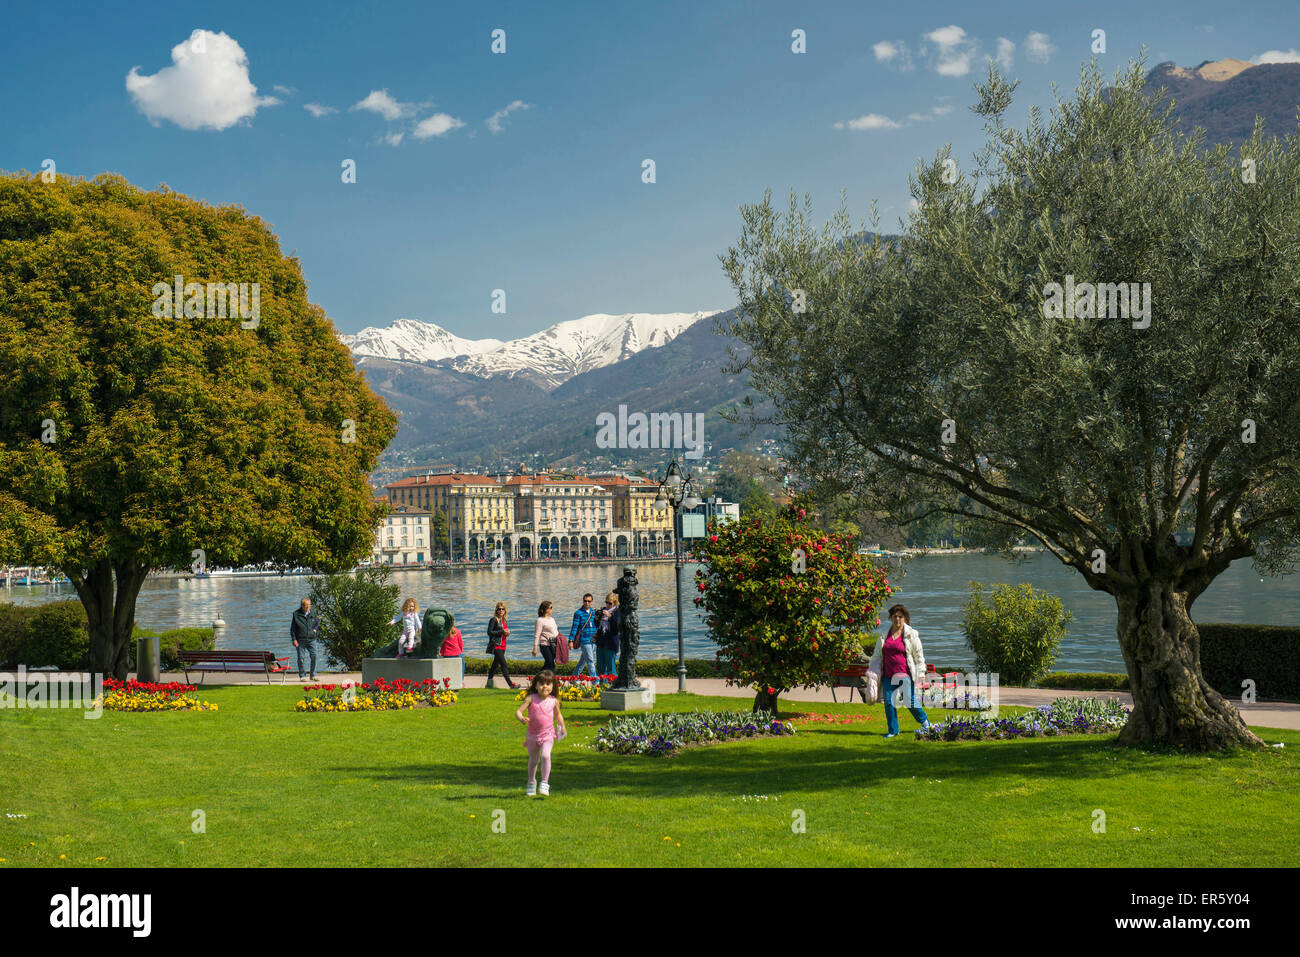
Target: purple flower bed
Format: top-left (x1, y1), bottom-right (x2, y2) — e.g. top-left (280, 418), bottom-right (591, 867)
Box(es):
top-left (595, 709), bottom-right (795, 756)
top-left (917, 697), bottom-right (1129, 741)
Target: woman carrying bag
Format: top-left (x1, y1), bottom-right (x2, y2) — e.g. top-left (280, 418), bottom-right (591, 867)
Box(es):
top-left (533, 601), bottom-right (561, 671)
top-left (486, 602), bottom-right (518, 689)
top-left (869, 603), bottom-right (932, 738)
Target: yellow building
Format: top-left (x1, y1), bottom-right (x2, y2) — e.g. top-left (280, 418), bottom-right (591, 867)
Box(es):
top-left (605, 476), bottom-right (675, 557)
top-left (385, 473), bottom-right (514, 562)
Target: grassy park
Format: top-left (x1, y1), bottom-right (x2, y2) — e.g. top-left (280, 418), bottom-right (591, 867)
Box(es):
top-left (2, 687), bottom-right (1296, 868)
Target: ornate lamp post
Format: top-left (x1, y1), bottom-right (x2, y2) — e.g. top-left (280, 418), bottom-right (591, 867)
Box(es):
top-left (652, 458), bottom-right (701, 692)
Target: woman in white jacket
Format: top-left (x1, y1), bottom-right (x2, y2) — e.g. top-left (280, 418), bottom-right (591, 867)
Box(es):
top-left (869, 604), bottom-right (932, 738)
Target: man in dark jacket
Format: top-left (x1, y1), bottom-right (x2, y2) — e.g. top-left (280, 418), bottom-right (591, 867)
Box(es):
top-left (291, 598), bottom-right (321, 681)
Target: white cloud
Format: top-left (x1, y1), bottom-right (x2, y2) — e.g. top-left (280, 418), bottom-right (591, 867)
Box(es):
top-left (304, 102), bottom-right (337, 117)
top-left (1253, 49), bottom-right (1300, 64)
top-left (125, 29), bottom-right (278, 131)
top-left (273, 84), bottom-right (296, 96)
top-left (873, 40), bottom-right (913, 71)
top-left (835, 100), bottom-right (952, 131)
top-left (924, 24), bottom-right (977, 77)
top-left (351, 89), bottom-right (416, 121)
top-left (994, 37), bottom-right (1015, 70)
top-left (413, 112), bottom-right (465, 139)
top-left (1197, 25), bottom-right (1215, 34)
top-left (383, 131), bottom-right (405, 146)
top-left (873, 40), bottom-right (899, 61)
top-left (834, 113), bottom-right (903, 131)
top-left (486, 99), bottom-right (533, 133)
top-left (1025, 31), bottom-right (1056, 63)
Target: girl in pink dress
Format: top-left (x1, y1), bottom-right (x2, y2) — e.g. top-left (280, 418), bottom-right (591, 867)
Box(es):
top-left (514, 669), bottom-right (566, 797)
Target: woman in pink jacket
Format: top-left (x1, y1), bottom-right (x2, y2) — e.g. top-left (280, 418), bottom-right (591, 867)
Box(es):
top-left (440, 624), bottom-right (464, 686)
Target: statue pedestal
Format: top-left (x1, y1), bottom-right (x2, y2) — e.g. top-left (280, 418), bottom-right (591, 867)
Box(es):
top-left (361, 657), bottom-right (463, 690)
top-left (600, 686), bottom-right (655, 712)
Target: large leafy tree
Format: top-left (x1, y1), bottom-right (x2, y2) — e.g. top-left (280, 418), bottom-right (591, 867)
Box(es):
top-left (0, 173), bottom-right (398, 678)
top-left (720, 59), bottom-right (1300, 750)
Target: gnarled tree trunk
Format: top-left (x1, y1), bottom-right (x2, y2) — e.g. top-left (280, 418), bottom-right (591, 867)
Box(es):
top-left (1114, 581), bottom-right (1263, 751)
top-left (73, 560), bottom-right (149, 681)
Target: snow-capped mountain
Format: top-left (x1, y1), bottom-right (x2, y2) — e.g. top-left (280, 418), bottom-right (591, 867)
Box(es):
top-left (341, 310), bottom-right (723, 390)
top-left (339, 319), bottom-right (504, 364)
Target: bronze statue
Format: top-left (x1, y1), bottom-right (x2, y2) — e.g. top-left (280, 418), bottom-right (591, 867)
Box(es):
top-left (613, 567), bottom-right (641, 689)
top-left (375, 606), bottom-right (455, 659)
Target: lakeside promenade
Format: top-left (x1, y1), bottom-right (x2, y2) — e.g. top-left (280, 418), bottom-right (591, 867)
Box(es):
top-left (149, 669), bottom-right (1300, 731)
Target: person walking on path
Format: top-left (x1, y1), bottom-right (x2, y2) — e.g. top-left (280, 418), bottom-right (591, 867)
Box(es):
top-left (568, 593), bottom-right (600, 678)
top-left (514, 668), bottom-right (566, 797)
top-left (532, 601), bottom-right (560, 672)
top-left (441, 623), bottom-right (465, 685)
top-left (290, 597), bottom-right (321, 681)
top-left (486, 602), bottom-right (518, 689)
top-left (595, 592), bottom-right (620, 678)
top-left (869, 604), bottom-right (931, 737)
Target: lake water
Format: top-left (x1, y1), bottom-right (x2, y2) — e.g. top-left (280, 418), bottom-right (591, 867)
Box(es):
top-left (6, 553), bottom-right (1297, 672)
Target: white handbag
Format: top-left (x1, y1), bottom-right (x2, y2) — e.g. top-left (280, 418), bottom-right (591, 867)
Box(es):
top-left (866, 659), bottom-right (882, 703)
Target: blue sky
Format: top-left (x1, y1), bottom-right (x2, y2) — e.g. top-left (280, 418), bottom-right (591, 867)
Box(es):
top-left (2, 0), bottom-right (1297, 338)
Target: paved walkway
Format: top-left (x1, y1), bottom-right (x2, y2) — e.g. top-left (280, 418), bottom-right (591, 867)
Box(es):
top-left (156, 670), bottom-right (1300, 731)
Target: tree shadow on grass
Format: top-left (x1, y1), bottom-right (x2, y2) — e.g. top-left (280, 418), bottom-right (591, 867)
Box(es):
top-left (338, 734), bottom-right (1143, 799)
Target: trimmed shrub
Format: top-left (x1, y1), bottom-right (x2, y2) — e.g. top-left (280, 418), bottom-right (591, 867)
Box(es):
top-left (0, 602), bottom-right (32, 666)
top-left (1198, 623), bottom-right (1300, 701)
top-left (961, 582), bottom-right (1072, 686)
top-left (1036, 672), bottom-right (1130, 691)
top-left (12, 601), bottom-right (90, 670)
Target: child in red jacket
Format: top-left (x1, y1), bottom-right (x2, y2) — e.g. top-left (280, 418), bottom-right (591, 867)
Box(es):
top-left (440, 626), bottom-right (465, 686)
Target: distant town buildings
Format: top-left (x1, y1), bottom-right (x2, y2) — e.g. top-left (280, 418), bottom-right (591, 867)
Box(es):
top-left (376, 468), bottom-right (722, 564)
top-left (371, 504), bottom-right (431, 566)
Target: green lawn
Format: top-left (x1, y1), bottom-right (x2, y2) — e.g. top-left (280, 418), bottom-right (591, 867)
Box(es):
top-left (2, 688), bottom-right (1296, 867)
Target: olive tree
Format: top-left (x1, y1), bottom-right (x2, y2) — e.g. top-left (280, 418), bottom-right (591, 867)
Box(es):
top-left (719, 59), bottom-right (1300, 750)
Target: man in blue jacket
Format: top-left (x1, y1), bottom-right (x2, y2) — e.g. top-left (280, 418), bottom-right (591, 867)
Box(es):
top-left (568, 593), bottom-right (600, 678)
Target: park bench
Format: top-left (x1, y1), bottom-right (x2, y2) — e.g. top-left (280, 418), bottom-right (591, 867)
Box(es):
top-left (829, 662), bottom-right (870, 703)
top-left (178, 650), bottom-right (291, 684)
top-left (829, 662), bottom-right (959, 703)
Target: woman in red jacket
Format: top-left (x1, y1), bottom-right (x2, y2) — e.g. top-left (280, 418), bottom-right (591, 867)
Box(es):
top-left (486, 602), bottom-right (518, 689)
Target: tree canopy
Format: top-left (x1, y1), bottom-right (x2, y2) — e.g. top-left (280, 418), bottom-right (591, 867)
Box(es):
top-left (0, 172), bottom-right (397, 676)
top-left (720, 59), bottom-right (1300, 749)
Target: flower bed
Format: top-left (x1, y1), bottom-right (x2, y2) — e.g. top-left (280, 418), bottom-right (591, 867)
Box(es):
top-left (295, 677), bottom-right (458, 712)
top-left (916, 697), bottom-right (1128, 741)
top-left (101, 678), bottom-right (217, 713)
top-left (595, 709), bottom-right (794, 756)
top-left (514, 674), bottom-right (615, 703)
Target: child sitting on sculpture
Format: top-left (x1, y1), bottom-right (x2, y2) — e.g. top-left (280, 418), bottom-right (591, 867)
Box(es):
top-left (389, 598), bottom-right (420, 657)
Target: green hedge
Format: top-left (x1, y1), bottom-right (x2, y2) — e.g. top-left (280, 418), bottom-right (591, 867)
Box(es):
top-left (1036, 672), bottom-right (1130, 691)
top-left (0, 601), bottom-right (89, 670)
top-left (1198, 623), bottom-right (1300, 701)
top-left (463, 656), bottom-right (724, 678)
top-left (0, 603), bottom-right (216, 673)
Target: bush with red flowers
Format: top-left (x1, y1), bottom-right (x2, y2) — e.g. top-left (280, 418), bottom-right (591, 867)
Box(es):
top-left (694, 500), bottom-right (894, 713)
